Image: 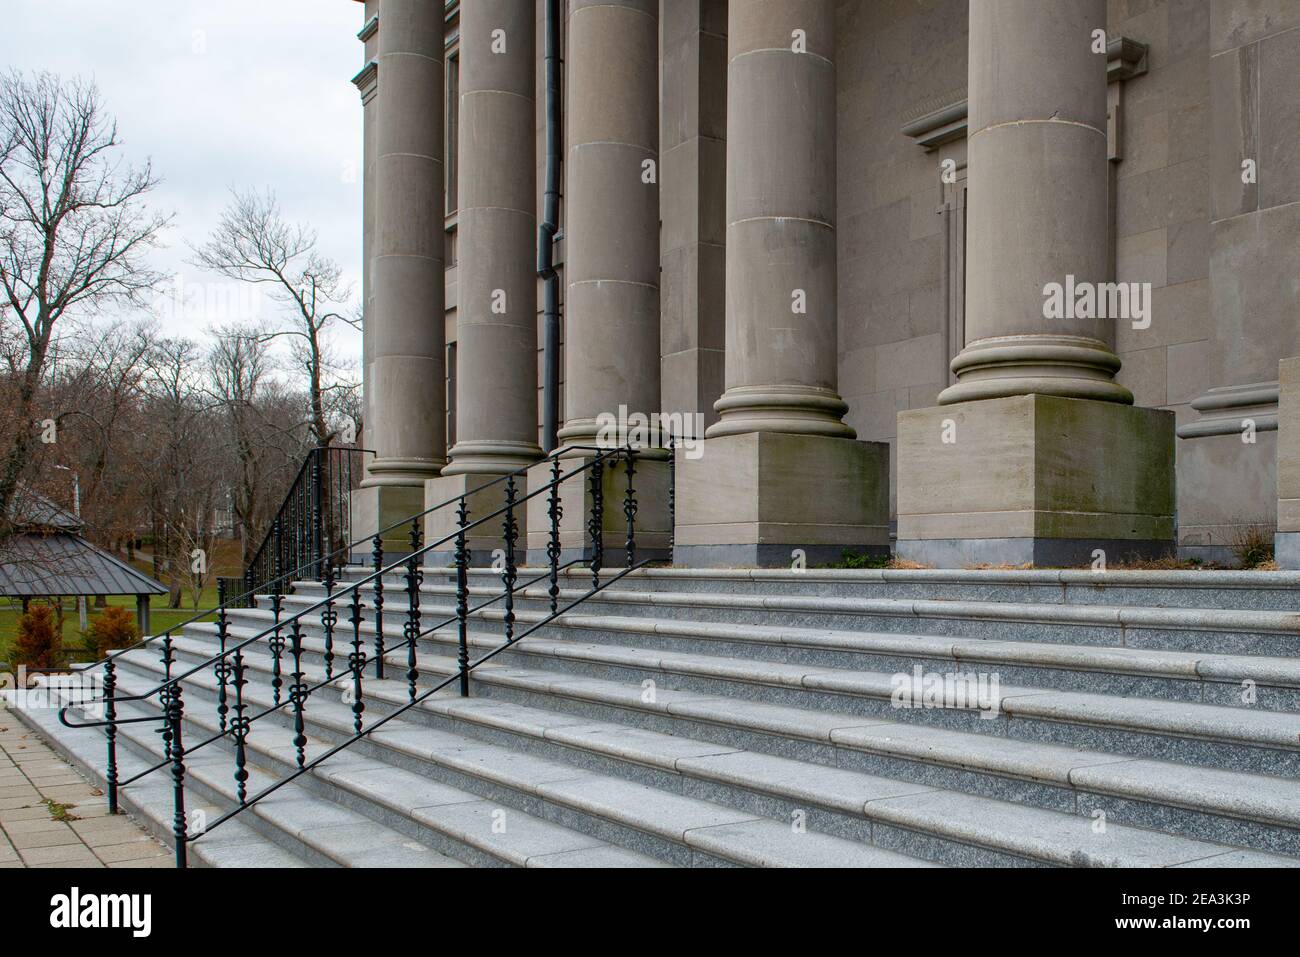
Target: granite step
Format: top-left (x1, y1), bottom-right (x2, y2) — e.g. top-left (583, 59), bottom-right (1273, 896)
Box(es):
top-left (144, 633), bottom-right (1300, 864)
top-left (339, 564), bottom-right (1300, 611)
top-left (221, 604), bottom-right (1300, 778)
top-left (107, 654), bottom-right (932, 868)
top-left (265, 591), bottom-right (1300, 711)
top-left (303, 578), bottom-right (1300, 658)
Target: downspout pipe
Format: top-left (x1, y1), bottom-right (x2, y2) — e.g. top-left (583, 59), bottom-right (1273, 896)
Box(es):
top-left (538, 0), bottom-right (562, 453)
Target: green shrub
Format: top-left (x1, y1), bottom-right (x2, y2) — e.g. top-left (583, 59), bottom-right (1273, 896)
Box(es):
top-left (85, 605), bottom-right (139, 659)
top-left (10, 605), bottom-right (64, 672)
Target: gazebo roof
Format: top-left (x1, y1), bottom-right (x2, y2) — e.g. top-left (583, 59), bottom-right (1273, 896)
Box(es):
top-left (0, 532), bottom-right (166, 598)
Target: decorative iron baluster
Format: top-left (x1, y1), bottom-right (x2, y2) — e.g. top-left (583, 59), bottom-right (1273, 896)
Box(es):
top-left (404, 519), bottom-right (423, 704)
top-left (158, 636), bottom-right (175, 762)
top-left (371, 534), bottom-right (385, 679)
top-left (588, 455), bottom-right (604, 589)
top-left (273, 516), bottom-right (285, 595)
top-left (268, 593), bottom-right (285, 707)
top-left (230, 646), bottom-right (250, 805)
top-left (103, 660), bottom-right (118, 814)
top-left (163, 682), bottom-right (188, 869)
top-left (623, 448), bottom-right (639, 567)
top-left (288, 620), bottom-right (308, 769)
top-left (311, 448), bottom-right (325, 579)
top-left (547, 456), bottom-right (562, 614)
top-left (501, 476), bottom-right (519, 644)
top-left (214, 599), bottom-right (231, 734)
top-left (348, 589), bottom-right (366, 734)
top-left (667, 432), bottom-right (676, 562)
top-left (161, 634), bottom-right (174, 682)
top-left (454, 498), bottom-right (470, 697)
top-left (321, 560), bottom-right (337, 681)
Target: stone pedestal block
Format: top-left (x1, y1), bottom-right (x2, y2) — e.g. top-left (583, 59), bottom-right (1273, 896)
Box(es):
top-left (422, 472), bottom-right (527, 565)
top-left (896, 395), bottom-right (1175, 567)
top-left (349, 484), bottom-right (425, 563)
top-left (673, 432), bottom-right (890, 568)
top-left (1277, 358), bottom-right (1300, 568)
top-left (524, 454), bottom-right (672, 567)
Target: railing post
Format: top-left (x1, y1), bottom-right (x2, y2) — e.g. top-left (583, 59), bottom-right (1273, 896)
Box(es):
top-left (158, 640), bottom-right (174, 763)
top-left (404, 518), bottom-right (423, 704)
top-left (502, 476), bottom-right (519, 644)
top-left (623, 448), bottom-right (639, 567)
top-left (102, 660), bottom-right (118, 815)
top-left (454, 498), bottom-right (470, 697)
top-left (667, 433), bottom-right (676, 564)
top-left (348, 589), bottom-right (366, 734)
top-left (273, 516), bottom-right (285, 596)
top-left (214, 587), bottom-right (230, 735)
top-left (311, 448), bottom-right (325, 580)
top-left (163, 682), bottom-right (188, 869)
top-left (371, 534), bottom-right (385, 679)
top-left (288, 621), bottom-right (307, 769)
top-left (588, 455), bottom-right (604, 589)
top-left (547, 456), bottom-right (562, 614)
top-left (321, 560), bottom-right (337, 681)
top-left (231, 646), bottom-right (249, 806)
top-left (269, 593), bottom-right (285, 707)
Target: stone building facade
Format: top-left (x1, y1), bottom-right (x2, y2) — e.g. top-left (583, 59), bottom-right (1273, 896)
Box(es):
top-left (349, 0), bottom-right (1300, 568)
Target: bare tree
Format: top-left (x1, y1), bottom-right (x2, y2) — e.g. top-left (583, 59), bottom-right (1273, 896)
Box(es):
top-left (141, 337), bottom-right (220, 607)
top-left (0, 71), bottom-right (169, 536)
top-left (190, 188), bottom-right (357, 449)
top-left (205, 325), bottom-right (308, 564)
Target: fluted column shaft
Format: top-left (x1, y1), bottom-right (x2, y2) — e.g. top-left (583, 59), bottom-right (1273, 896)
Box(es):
top-left (939, 0), bottom-right (1130, 405)
top-left (558, 0), bottom-right (660, 449)
top-left (708, 0), bottom-right (852, 439)
top-left (443, 0), bottom-right (541, 475)
top-left (364, 0), bottom-right (446, 487)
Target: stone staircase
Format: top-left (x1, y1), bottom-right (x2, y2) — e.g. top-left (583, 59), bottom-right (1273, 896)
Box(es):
top-left (16, 567), bottom-right (1300, 867)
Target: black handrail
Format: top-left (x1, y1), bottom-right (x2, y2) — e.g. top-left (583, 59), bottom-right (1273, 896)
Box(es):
top-left (58, 439), bottom-right (677, 866)
top-left (71, 444), bottom-right (575, 685)
top-left (219, 446), bottom-right (371, 605)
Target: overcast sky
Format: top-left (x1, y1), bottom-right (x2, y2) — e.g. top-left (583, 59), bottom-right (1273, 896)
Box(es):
top-left (2, 0), bottom-right (366, 360)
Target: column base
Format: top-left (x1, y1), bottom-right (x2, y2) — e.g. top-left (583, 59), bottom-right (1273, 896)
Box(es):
top-left (349, 484), bottom-right (425, 563)
top-left (423, 472), bottom-right (528, 566)
top-left (1274, 531), bottom-right (1300, 569)
top-left (896, 394), bottom-right (1175, 568)
top-left (524, 454), bottom-right (672, 567)
top-left (674, 431), bottom-right (890, 569)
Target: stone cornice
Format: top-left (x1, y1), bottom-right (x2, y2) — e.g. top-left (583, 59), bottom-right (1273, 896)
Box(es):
top-left (901, 36), bottom-right (1150, 152)
top-left (357, 15), bottom-right (378, 43)
top-left (352, 59), bottom-right (378, 101)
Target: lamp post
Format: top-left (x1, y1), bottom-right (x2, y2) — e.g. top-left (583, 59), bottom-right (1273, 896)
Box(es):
top-left (54, 465), bottom-right (87, 633)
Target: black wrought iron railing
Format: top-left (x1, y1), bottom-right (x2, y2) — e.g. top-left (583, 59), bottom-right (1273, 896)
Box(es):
top-left (59, 441), bottom-right (676, 867)
top-left (218, 445), bottom-right (371, 606)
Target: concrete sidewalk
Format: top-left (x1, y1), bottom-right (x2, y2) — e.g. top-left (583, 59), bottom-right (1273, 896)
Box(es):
top-left (0, 721), bottom-right (170, 868)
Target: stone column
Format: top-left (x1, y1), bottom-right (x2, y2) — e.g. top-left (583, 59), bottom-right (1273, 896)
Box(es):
top-left (673, 0), bottom-right (889, 568)
top-left (556, 0), bottom-right (660, 449)
top-left (353, 8), bottom-right (379, 461)
top-left (1278, 358), bottom-right (1300, 568)
top-left (940, 0), bottom-right (1127, 406)
top-left (425, 0), bottom-right (541, 557)
top-left (352, 0), bottom-right (446, 553)
top-left (527, 0), bottom-right (671, 565)
top-left (895, 0), bottom-right (1174, 567)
